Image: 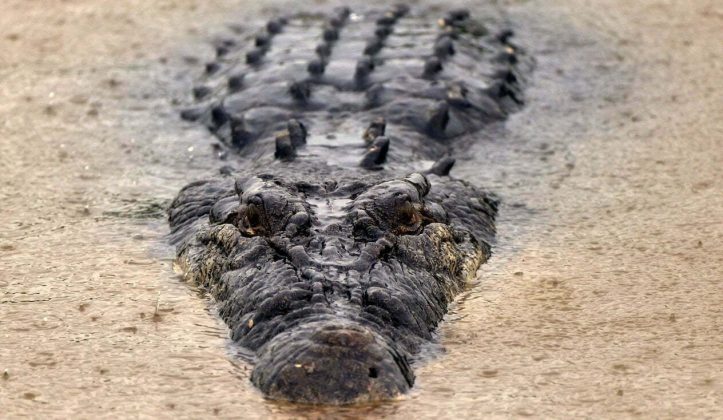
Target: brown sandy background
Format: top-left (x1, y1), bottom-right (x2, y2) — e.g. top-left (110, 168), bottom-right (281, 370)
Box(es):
top-left (1, 0), bottom-right (721, 418)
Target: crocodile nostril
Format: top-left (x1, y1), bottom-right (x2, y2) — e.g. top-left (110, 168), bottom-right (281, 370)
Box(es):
top-left (251, 324), bottom-right (414, 403)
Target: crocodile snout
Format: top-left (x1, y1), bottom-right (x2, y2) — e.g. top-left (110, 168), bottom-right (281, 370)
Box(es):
top-left (251, 322), bottom-right (413, 404)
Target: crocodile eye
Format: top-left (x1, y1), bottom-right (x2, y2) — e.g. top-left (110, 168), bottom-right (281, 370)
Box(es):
top-left (241, 202), bottom-right (267, 236)
top-left (352, 175), bottom-right (433, 238)
top-left (394, 200), bottom-right (422, 234)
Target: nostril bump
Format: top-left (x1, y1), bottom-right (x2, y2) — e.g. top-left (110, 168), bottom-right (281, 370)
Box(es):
top-left (252, 324), bottom-right (414, 403)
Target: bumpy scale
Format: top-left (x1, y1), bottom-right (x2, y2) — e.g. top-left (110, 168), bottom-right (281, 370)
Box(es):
top-left (171, 3), bottom-right (531, 404)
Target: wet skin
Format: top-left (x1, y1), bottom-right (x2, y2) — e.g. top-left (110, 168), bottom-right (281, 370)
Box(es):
top-left (169, 3), bottom-right (529, 404)
top-left (170, 166), bottom-right (496, 403)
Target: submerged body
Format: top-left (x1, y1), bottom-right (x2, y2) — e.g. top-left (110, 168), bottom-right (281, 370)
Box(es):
top-left (169, 4), bottom-right (530, 404)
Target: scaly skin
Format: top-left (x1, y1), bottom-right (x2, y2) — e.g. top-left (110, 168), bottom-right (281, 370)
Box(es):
top-left (169, 4), bottom-right (530, 404)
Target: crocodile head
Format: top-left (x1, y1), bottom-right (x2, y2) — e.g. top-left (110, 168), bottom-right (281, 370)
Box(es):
top-left (170, 168), bottom-right (496, 404)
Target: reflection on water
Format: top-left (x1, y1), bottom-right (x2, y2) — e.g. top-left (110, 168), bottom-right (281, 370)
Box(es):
top-left (1, 0), bottom-right (721, 418)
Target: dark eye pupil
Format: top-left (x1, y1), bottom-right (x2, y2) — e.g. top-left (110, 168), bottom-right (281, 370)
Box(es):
top-left (398, 203), bottom-right (419, 228)
top-left (247, 207), bottom-right (261, 227)
top-left (242, 204), bottom-right (266, 236)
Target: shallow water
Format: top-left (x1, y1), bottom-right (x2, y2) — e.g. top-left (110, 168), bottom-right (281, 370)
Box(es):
top-left (1, 0), bottom-right (721, 418)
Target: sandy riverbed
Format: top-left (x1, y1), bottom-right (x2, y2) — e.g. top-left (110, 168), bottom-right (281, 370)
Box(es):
top-left (1, 0), bottom-right (721, 418)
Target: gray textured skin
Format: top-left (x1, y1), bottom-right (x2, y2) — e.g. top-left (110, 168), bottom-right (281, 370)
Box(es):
top-left (169, 4), bottom-right (529, 404)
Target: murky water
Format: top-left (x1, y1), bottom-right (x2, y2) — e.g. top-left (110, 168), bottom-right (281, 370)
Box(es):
top-left (1, 0), bottom-right (721, 418)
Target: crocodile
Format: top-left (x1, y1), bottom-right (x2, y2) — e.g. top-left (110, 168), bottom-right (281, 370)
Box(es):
top-left (169, 3), bottom-right (530, 404)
